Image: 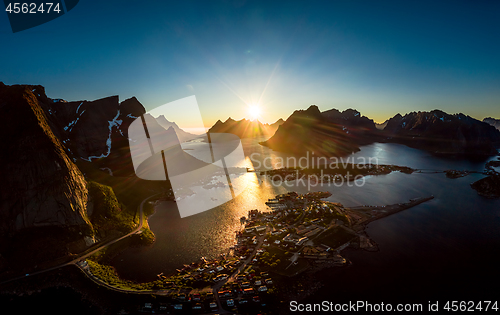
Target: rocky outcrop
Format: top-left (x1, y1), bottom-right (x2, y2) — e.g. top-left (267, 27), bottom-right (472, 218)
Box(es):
top-left (383, 110), bottom-right (500, 156)
top-left (0, 84), bottom-right (90, 233)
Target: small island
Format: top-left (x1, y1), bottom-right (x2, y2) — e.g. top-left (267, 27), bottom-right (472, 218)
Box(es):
top-left (471, 175), bottom-right (500, 198)
top-left (470, 159), bottom-right (500, 198)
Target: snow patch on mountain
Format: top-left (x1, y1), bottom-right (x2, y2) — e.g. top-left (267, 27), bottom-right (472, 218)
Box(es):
top-left (83, 110), bottom-right (121, 161)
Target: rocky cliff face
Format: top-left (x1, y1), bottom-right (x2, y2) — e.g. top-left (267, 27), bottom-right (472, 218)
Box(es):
top-left (0, 83), bottom-right (90, 233)
top-left (47, 94), bottom-right (145, 164)
top-left (383, 110), bottom-right (500, 156)
top-left (30, 89), bottom-right (146, 177)
top-left (0, 83), bottom-right (149, 234)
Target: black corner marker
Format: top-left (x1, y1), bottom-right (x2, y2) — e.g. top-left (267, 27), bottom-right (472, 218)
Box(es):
top-left (4, 0), bottom-right (79, 33)
top-left (64, 0), bottom-right (78, 12)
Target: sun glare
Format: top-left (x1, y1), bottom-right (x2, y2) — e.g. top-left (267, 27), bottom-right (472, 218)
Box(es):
top-left (247, 104), bottom-right (261, 121)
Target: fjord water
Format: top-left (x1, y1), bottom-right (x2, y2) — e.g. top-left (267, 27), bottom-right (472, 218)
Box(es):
top-left (112, 138), bottom-right (500, 301)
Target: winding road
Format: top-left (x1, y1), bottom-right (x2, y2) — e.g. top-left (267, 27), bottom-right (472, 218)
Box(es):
top-left (0, 193), bottom-right (158, 286)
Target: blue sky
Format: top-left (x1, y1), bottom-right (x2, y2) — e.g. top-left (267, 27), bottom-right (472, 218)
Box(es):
top-left (1, 0), bottom-right (499, 128)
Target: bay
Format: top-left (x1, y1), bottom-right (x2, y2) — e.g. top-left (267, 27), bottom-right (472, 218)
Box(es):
top-left (112, 137), bottom-right (500, 302)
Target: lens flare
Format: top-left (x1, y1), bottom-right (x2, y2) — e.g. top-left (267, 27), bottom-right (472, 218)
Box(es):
top-left (247, 104), bottom-right (261, 120)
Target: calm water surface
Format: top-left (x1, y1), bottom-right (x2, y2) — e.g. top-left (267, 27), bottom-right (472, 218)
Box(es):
top-left (112, 138), bottom-right (500, 300)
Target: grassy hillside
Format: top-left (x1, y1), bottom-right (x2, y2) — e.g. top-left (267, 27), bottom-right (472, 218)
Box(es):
top-left (76, 159), bottom-right (172, 215)
top-left (88, 181), bottom-right (136, 236)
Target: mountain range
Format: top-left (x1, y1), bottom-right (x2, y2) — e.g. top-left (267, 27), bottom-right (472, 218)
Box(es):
top-left (261, 105), bottom-right (500, 157)
top-left (208, 117), bottom-right (284, 138)
top-left (383, 110), bottom-right (500, 156)
top-left (1, 82), bottom-right (499, 241)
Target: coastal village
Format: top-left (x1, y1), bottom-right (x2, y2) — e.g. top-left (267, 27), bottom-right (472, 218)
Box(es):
top-left (80, 191), bottom-right (433, 314)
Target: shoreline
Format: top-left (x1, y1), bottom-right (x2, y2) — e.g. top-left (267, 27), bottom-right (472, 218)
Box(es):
top-left (2, 190), bottom-right (437, 314)
top-left (90, 201), bottom-right (160, 267)
top-left (86, 192), bottom-right (435, 291)
top-left (277, 195), bottom-right (435, 304)
top-left (348, 196), bottom-right (435, 231)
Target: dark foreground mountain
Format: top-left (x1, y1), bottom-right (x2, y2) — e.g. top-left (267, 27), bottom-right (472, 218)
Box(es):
top-left (260, 105), bottom-right (379, 156)
top-left (484, 117), bottom-right (500, 131)
top-left (0, 83), bottom-right (171, 272)
top-left (0, 83), bottom-right (91, 234)
top-left (383, 110), bottom-right (500, 156)
top-left (208, 117), bottom-right (283, 138)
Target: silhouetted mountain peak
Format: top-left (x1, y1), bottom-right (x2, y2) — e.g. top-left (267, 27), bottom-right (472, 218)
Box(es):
top-left (342, 108), bottom-right (360, 117)
top-left (306, 104), bottom-right (320, 112)
top-left (321, 107), bottom-right (376, 130)
top-left (261, 104), bottom-right (375, 156)
top-left (295, 104), bottom-right (322, 118)
top-left (154, 115), bottom-right (197, 143)
top-left (119, 96), bottom-right (145, 117)
top-left (157, 115), bottom-right (180, 129)
top-left (157, 114), bottom-right (172, 123)
top-left (285, 105), bottom-right (324, 128)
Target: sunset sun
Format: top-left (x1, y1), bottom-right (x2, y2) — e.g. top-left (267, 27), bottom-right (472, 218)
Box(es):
top-left (247, 104), bottom-right (261, 121)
